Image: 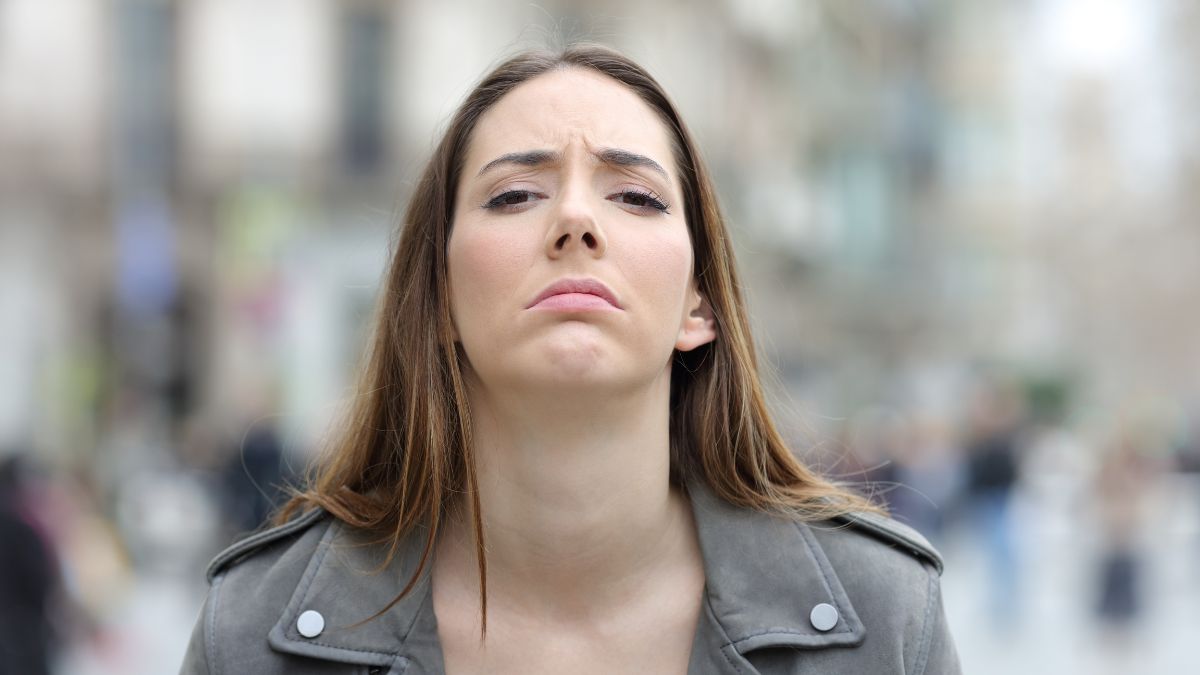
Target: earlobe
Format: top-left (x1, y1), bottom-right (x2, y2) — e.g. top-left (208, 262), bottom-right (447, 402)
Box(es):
top-left (676, 290), bottom-right (717, 352)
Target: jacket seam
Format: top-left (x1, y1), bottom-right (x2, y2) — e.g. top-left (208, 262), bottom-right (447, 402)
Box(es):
top-left (207, 508), bottom-right (325, 582)
top-left (732, 627), bottom-right (847, 641)
top-left (911, 564), bottom-right (938, 675)
top-left (834, 514), bottom-right (944, 574)
top-left (789, 522), bottom-right (855, 636)
top-left (283, 638), bottom-right (400, 657)
top-left (719, 645), bottom-right (749, 675)
top-left (292, 520), bottom-right (335, 612)
top-left (793, 523), bottom-right (837, 600)
top-left (206, 572), bottom-right (224, 675)
top-left (699, 589), bottom-right (747, 674)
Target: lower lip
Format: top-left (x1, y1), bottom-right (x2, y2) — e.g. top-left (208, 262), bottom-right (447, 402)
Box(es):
top-left (529, 293), bottom-right (618, 311)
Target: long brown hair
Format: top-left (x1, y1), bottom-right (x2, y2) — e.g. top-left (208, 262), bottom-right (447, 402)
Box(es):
top-left (277, 43), bottom-right (877, 629)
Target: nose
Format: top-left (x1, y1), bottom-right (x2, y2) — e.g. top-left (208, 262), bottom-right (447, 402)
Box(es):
top-left (545, 185), bottom-right (607, 259)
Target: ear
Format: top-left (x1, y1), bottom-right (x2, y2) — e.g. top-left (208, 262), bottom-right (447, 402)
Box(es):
top-left (676, 283), bottom-right (717, 352)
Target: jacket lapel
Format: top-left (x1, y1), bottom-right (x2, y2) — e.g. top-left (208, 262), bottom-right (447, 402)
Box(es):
top-left (686, 481), bottom-right (866, 673)
top-left (267, 519), bottom-right (445, 674)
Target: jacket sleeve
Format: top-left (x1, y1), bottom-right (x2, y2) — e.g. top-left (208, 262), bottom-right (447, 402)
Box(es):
top-left (179, 583), bottom-right (215, 675)
top-left (916, 569), bottom-right (961, 675)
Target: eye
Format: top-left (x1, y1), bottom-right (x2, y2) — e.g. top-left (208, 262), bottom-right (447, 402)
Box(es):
top-left (482, 190), bottom-right (543, 211)
top-left (611, 189), bottom-right (670, 214)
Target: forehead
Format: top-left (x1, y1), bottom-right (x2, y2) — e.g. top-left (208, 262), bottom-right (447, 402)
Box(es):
top-left (464, 67), bottom-right (676, 177)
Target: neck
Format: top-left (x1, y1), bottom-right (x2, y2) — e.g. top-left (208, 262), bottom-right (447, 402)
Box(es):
top-left (436, 369), bottom-right (701, 622)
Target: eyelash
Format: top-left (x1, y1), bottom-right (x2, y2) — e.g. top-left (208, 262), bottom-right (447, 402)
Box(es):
top-left (481, 189), bottom-right (671, 214)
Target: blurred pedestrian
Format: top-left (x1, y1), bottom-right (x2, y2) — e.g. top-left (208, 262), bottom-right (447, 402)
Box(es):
top-left (221, 419), bottom-right (289, 534)
top-left (0, 456), bottom-right (57, 675)
top-left (962, 380), bottom-right (1024, 626)
top-left (889, 414), bottom-right (965, 545)
top-left (1093, 436), bottom-right (1151, 627)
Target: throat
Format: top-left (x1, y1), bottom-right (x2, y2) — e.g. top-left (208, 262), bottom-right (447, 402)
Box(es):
top-left (431, 487), bottom-right (706, 675)
top-left (438, 481), bottom-right (700, 619)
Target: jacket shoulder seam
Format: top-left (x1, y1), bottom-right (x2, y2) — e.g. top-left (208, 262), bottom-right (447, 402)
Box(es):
top-left (911, 563), bottom-right (939, 675)
top-left (829, 511), bottom-right (944, 574)
top-left (206, 571), bottom-right (224, 675)
top-left (205, 507), bottom-right (327, 583)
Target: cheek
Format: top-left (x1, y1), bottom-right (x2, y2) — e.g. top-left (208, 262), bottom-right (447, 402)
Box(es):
top-left (616, 228), bottom-right (694, 309)
top-left (448, 223), bottom-right (531, 323)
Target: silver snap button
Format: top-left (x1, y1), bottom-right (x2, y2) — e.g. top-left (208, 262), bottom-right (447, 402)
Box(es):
top-left (810, 602), bottom-right (839, 632)
top-left (297, 609), bottom-right (325, 638)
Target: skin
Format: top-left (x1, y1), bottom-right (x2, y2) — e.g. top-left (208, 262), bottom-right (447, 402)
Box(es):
top-left (434, 67), bottom-right (717, 674)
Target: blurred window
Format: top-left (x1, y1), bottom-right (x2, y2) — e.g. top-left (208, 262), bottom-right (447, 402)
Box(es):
top-left (116, 0), bottom-right (177, 183)
top-left (341, 7), bottom-right (389, 174)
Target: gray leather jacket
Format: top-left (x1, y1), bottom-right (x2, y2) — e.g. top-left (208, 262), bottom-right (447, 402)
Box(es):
top-left (181, 483), bottom-right (960, 674)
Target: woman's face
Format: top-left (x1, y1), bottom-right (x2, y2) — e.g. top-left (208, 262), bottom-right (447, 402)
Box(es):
top-left (447, 67), bottom-right (715, 395)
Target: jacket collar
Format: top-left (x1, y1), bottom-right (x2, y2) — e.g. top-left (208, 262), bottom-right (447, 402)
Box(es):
top-left (268, 481), bottom-right (864, 674)
top-left (685, 481), bottom-right (865, 671)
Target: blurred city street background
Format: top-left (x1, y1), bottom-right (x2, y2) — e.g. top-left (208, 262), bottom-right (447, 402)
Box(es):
top-left (2, 1), bottom-right (1199, 673)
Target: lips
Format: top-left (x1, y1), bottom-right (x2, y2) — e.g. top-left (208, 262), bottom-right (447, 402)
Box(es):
top-left (526, 278), bottom-right (622, 310)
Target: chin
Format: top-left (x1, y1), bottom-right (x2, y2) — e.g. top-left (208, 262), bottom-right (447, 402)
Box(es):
top-left (462, 330), bottom-right (672, 395)
top-left (523, 349), bottom-right (621, 387)
top-left (477, 352), bottom-right (644, 396)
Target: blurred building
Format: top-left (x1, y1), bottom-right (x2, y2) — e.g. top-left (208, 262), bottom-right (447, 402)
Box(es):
top-left (4, 1), bottom-right (1200, 673)
top-left (4, 0), bottom-right (1198, 463)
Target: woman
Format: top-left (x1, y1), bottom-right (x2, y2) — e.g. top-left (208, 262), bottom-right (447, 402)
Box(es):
top-left (182, 44), bottom-right (960, 674)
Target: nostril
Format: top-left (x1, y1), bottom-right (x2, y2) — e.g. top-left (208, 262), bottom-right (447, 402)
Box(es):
top-left (582, 232), bottom-right (596, 248)
top-left (555, 233), bottom-right (570, 249)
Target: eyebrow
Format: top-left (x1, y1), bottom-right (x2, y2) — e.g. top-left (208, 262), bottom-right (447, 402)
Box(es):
top-left (475, 147), bottom-right (670, 180)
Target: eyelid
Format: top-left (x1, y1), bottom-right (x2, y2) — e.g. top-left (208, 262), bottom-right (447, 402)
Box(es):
top-left (615, 167), bottom-right (672, 198)
top-left (481, 189), bottom-right (540, 210)
top-left (617, 183), bottom-right (665, 199)
top-left (612, 187), bottom-right (670, 214)
top-left (481, 184), bottom-right (670, 212)
top-left (614, 180), bottom-right (669, 201)
top-left (484, 175), bottom-right (544, 197)
top-left (481, 169), bottom-right (546, 193)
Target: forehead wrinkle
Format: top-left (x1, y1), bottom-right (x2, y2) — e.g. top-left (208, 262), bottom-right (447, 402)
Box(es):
top-left (466, 70), bottom-right (678, 186)
top-left (474, 139), bottom-right (673, 186)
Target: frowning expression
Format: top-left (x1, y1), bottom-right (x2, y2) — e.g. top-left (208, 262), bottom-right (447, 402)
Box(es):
top-left (447, 67), bottom-right (714, 395)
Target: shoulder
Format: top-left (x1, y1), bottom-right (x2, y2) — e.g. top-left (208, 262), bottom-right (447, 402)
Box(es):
top-left (822, 509), bottom-right (944, 575)
top-left (802, 512), bottom-right (959, 674)
top-left (804, 509), bottom-right (943, 621)
top-left (204, 508), bottom-right (334, 629)
top-left (204, 507), bottom-right (330, 582)
top-left (688, 482), bottom-right (961, 673)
